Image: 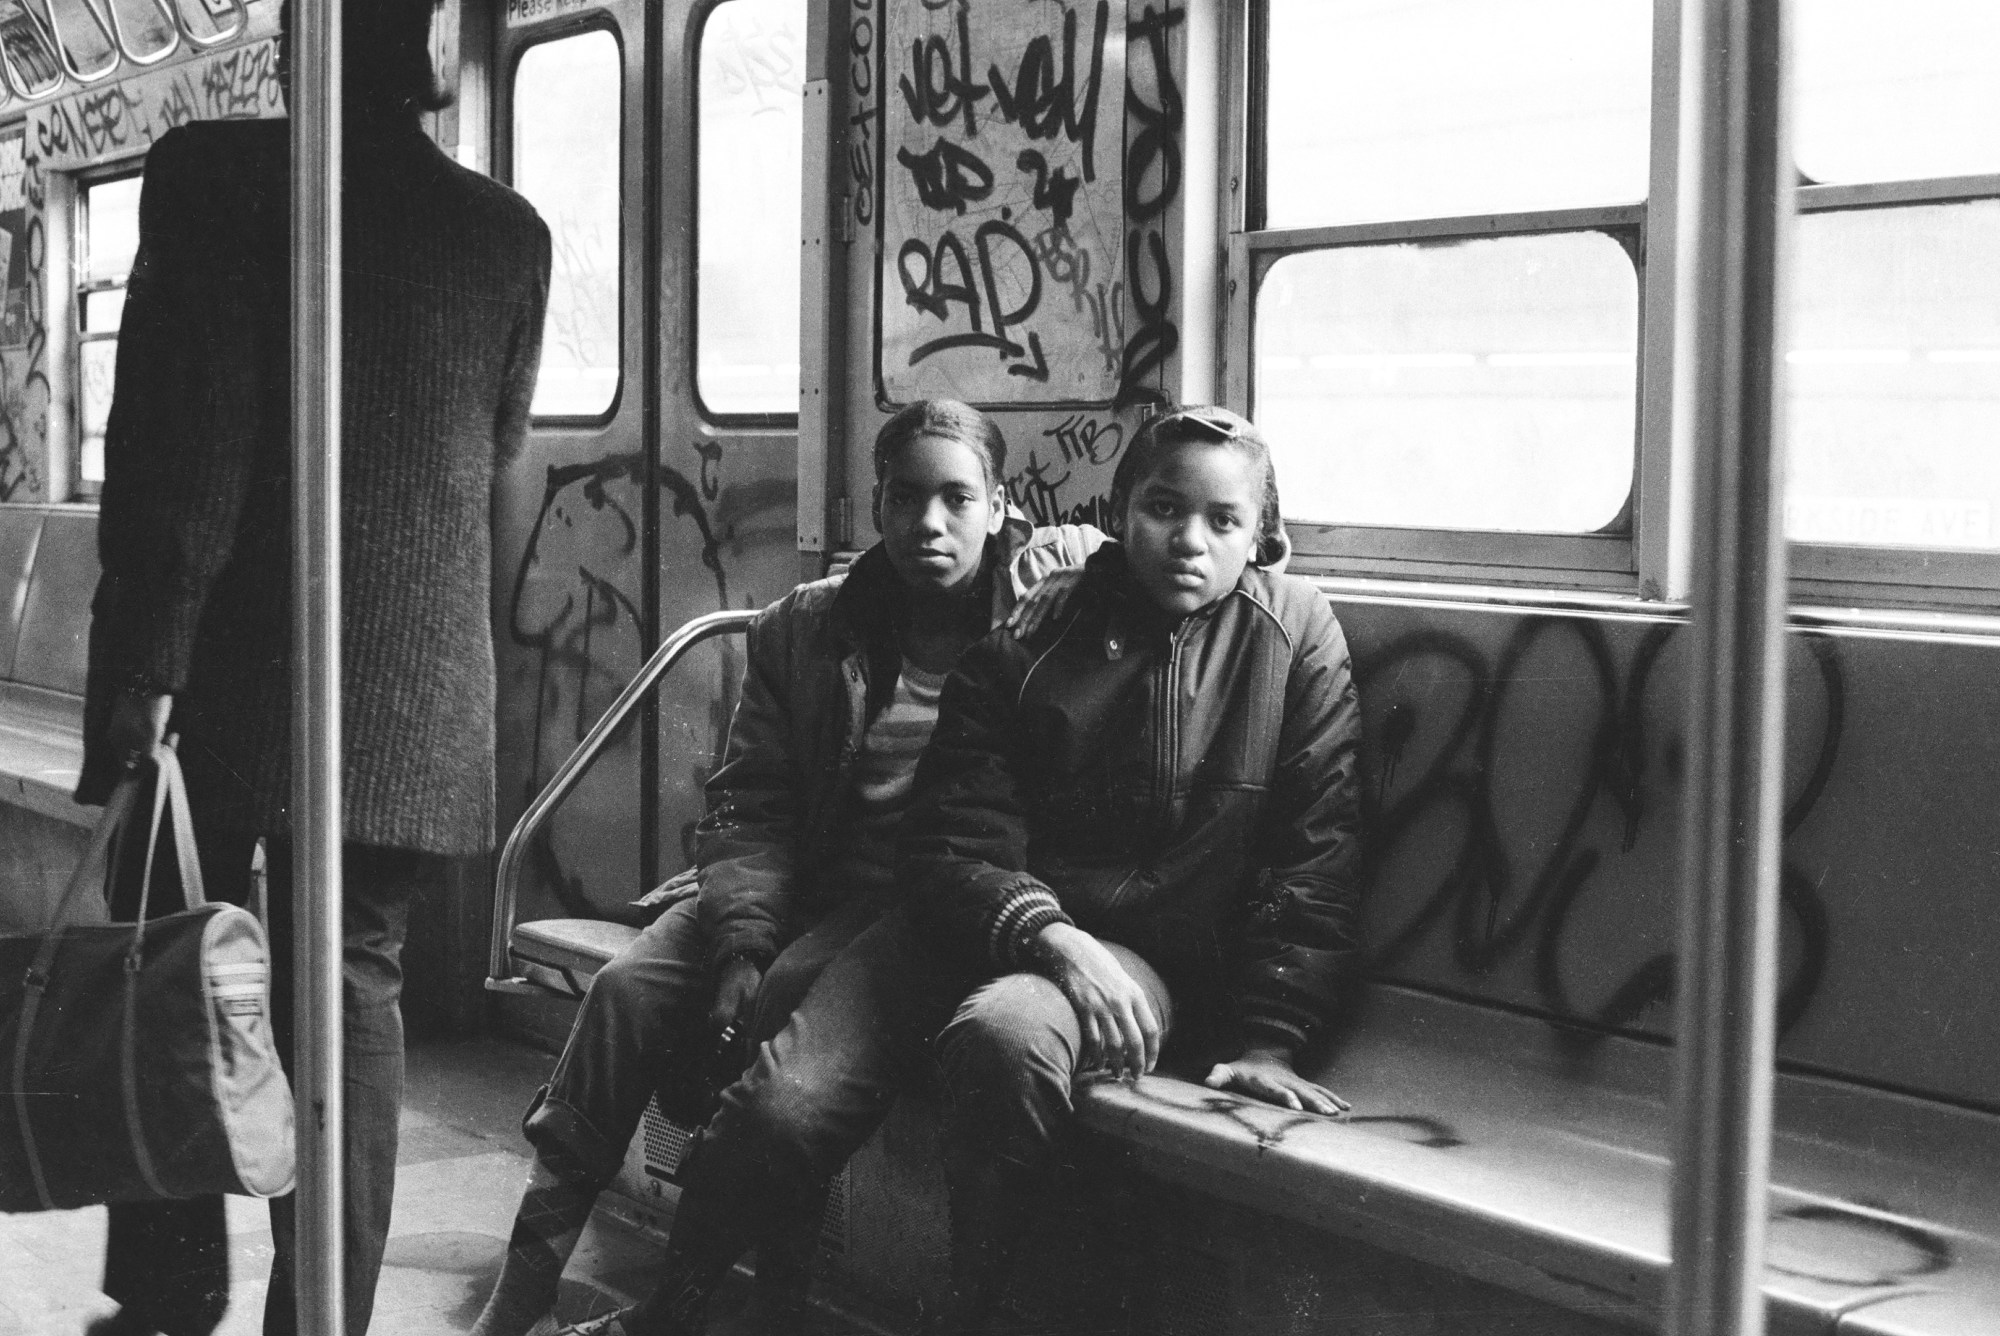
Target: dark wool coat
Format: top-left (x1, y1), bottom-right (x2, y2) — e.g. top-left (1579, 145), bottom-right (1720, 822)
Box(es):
top-left (77, 119), bottom-right (551, 856)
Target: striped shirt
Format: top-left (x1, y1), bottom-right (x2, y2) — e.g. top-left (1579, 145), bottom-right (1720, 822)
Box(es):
top-left (836, 663), bottom-right (948, 893)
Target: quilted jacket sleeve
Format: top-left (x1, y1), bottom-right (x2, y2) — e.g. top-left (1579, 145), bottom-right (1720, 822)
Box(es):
top-left (1235, 592), bottom-right (1366, 1056)
top-left (901, 631), bottom-right (1073, 973)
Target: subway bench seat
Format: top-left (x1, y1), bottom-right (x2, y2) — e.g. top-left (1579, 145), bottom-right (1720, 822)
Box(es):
top-left (510, 916), bottom-right (642, 996)
top-left (0, 506), bottom-right (97, 934)
top-left (502, 893), bottom-right (2000, 1334)
top-left (1078, 982), bottom-right (2000, 1336)
top-left (500, 920), bottom-right (2000, 1334)
top-left (0, 506), bottom-right (95, 826)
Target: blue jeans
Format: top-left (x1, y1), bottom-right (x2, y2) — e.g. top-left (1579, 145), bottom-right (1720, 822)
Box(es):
top-left (522, 886), bottom-right (889, 1184)
top-left (102, 831), bottom-right (434, 1336)
top-left (667, 907), bottom-right (1175, 1316)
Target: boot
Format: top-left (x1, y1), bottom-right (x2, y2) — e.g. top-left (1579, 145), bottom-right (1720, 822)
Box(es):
top-left (621, 1132), bottom-right (770, 1336)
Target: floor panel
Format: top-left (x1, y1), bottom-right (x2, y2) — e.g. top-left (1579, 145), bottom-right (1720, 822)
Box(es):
top-left (0, 1035), bottom-right (668, 1336)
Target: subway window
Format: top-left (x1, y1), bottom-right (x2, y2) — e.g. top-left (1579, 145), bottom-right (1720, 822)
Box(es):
top-left (1785, 2), bottom-right (2000, 569)
top-left (1787, 200), bottom-right (2000, 550)
top-left (75, 169), bottom-right (142, 496)
top-left (513, 29), bottom-right (622, 419)
top-left (695, 0), bottom-right (804, 418)
top-left (1249, 0), bottom-right (1651, 575)
top-left (1256, 231), bottom-right (1638, 534)
top-left (1794, 0), bottom-right (2000, 185)
top-left (1262, 0), bottom-right (1652, 229)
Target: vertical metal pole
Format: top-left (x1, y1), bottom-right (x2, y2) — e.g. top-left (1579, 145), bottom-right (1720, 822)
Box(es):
top-left (291, 0), bottom-right (344, 1330)
top-left (1665, 3), bottom-right (1793, 1336)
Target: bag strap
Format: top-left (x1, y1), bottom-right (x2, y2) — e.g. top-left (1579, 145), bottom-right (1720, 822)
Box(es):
top-left (10, 966), bottom-right (57, 1210)
top-left (15, 742), bottom-right (202, 1207)
top-left (158, 741), bottom-right (206, 909)
top-left (123, 742), bottom-right (206, 963)
top-left (43, 766), bottom-right (144, 933)
top-left (12, 750), bottom-right (153, 1209)
top-left (119, 954), bottom-right (170, 1199)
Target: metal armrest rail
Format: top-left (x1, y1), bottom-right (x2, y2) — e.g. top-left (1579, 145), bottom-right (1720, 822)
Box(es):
top-left (487, 607), bottom-right (756, 992)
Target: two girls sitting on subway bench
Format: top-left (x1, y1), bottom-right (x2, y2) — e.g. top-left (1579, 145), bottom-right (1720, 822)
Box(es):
top-left (478, 400), bottom-right (1365, 1336)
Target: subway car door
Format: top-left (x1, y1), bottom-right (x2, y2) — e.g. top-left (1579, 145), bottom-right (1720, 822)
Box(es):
top-left (493, 0), bottom-right (806, 921)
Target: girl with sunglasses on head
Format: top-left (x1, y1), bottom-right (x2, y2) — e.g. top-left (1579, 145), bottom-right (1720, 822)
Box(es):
top-left (617, 405), bottom-right (1361, 1336)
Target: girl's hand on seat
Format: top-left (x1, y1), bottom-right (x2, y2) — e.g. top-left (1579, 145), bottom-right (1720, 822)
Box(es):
top-left (1031, 922), bottom-right (1161, 1079)
top-left (709, 956), bottom-right (764, 1030)
top-left (1204, 1047), bottom-right (1349, 1117)
top-left (1005, 566), bottom-right (1085, 640)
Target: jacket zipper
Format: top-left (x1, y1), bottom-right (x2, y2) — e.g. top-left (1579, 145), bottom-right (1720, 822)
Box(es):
top-left (1156, 622), bottom-right (1188, 828)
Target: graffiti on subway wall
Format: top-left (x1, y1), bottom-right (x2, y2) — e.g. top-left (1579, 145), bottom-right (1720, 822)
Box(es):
top-left (30, 38), bottom-right (284, 172)
top-left (1351, 610), bottom-right (1842, 1044)
top-left (0, 28), bottom-right (284, 503)
top-left (501, 439), bottom-right (798, 915)
top-left (1116, 1), bottom-right (1180, 410)
top-left (0, 125), bottom-right (38, 501)
top-left (880, 0), bottom-right (1127, 402)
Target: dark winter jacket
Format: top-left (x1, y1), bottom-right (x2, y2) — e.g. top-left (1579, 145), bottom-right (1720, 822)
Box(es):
top-left (76, 119), bottom-right (551, 855)
top-left (694, 515), bottom-right (1103, 973)
top-left (902, 544), bottom-right (1364, 1056)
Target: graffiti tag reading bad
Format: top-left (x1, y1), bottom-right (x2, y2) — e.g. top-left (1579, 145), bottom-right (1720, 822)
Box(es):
top-left (881, 0), bottom-right (1126, 404)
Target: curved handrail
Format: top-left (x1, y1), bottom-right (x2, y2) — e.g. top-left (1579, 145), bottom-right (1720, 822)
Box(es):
top-left (487, 607), bottom-right (756, 990)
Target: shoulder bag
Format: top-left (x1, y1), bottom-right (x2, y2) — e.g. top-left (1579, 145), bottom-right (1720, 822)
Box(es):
top-left (0, 740), bottom-right (295, 1212)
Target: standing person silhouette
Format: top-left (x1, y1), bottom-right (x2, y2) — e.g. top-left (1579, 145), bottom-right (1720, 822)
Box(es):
top-left (74, 1), bottom-right (551, 1331)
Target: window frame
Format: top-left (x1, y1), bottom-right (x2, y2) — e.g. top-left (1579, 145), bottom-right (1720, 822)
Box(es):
top-left (688, 0), bottom-right (804, 429)
top-left (1227, 0), bottom-right (1674, 593)
top-left (1786, 170), bottom-right (2000, 606)
top-left (71, 160), bottom-right (145, 501)
top-left (505, 17), bottom-right (629, 429)
top-left (1227, 0), bottom-right (2000, 609)
top-left (1226, 204), bottom-right (1646, 587)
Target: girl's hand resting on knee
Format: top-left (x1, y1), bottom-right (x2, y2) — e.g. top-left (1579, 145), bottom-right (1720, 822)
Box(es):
top-left (1204, 1048), bottom-right (1349, 1117)
top-left (1029, 923), bottom-right (1161, 1080)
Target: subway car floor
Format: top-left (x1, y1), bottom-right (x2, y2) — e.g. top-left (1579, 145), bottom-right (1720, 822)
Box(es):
top-left (0, 1035), bottom-right (784, 1336)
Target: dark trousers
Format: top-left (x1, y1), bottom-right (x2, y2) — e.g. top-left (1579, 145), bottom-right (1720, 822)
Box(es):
top-left (101, 823), bottom-right (437, 1336)
top-left (523, 886), bottom-right (888, 1185)
top-left (670, 906), bottom-right (1176, 1314)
